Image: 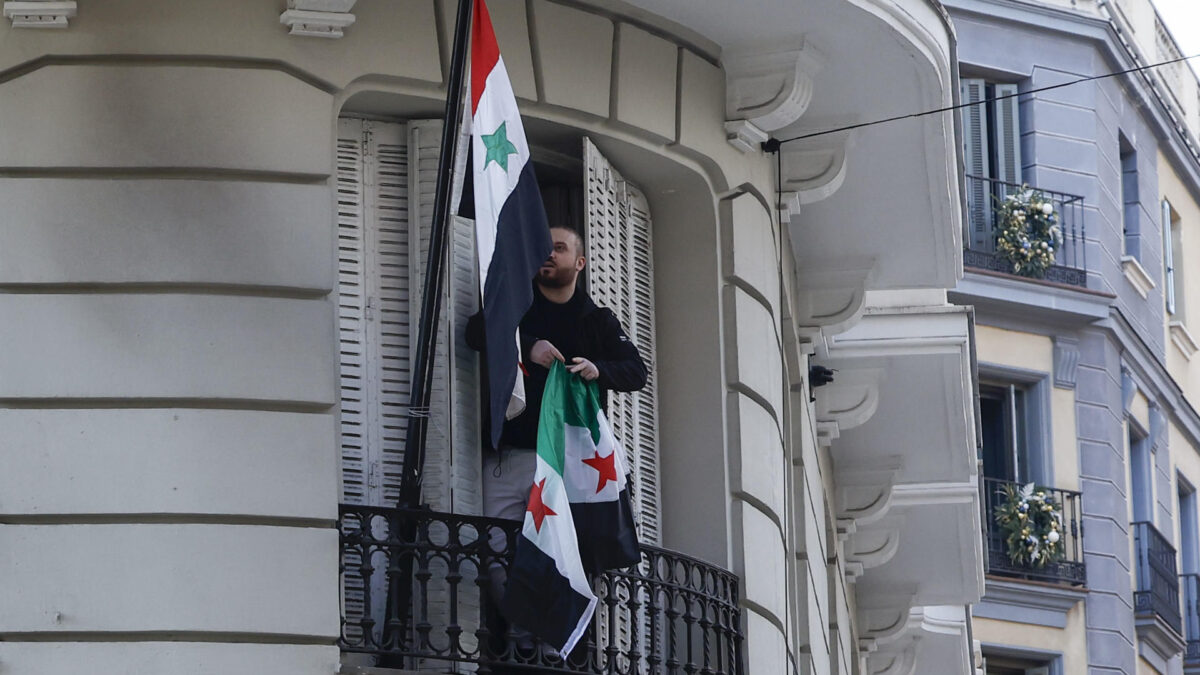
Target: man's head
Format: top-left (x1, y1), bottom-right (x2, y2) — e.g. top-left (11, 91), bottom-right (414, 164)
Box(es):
top-left (538, 226), bottom-right (586, 289)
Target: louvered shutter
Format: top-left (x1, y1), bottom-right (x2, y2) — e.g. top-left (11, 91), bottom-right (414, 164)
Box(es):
top-left (583, 137), bottom-right (661, 545)
top-left (407, 120), bottom-right (483, 666)
top-left (407, 120), bottom-right (483, 517)
top-left (337, 118), bottom-right (369, 507)
top-left (584, 138), bottom-right (662, 670)
top-left (336, 118), bottom-right (413, 649)
top-left (335, 118), bottom-right (413, 507)
top-left (991, 83), bottom-right (1022, 186)
top-left (1165, 199), bottom-right (1177, 315)
top-left (960, 79), bottom-right (991, 249)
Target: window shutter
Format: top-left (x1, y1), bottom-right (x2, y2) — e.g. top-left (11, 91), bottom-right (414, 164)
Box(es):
top-left (991, 83), bottom-right (1022, 186)
top-left (337, 117), bottom-right (369, 507)
top-left (1165, 199), bottom-right (1177, 315)
top-left (336, 117), bottom-right (413, 648)
top-left (407, 120), bottom-right (483, 517)
top-left (960, 79), bottom-right (991, 249)
top-left (583, 137), bottom-right (661, 546)
top-left (407, 120), bottom-right (483, 663)
top-left (624, 184), bottom-right (662, 547)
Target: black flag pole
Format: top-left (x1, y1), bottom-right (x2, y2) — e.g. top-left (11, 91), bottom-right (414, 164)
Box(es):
top-left (398, 0), bottom-right (474, 509)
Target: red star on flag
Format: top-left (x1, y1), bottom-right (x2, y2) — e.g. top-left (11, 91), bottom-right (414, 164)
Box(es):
top-left (581, 451), bottom-right (618, 494)
top-left (526, 478), bottom-right (557, 532)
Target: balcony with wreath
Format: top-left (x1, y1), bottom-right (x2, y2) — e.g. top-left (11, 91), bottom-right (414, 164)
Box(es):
top-left (950, 78), bottom-right (1112, 324)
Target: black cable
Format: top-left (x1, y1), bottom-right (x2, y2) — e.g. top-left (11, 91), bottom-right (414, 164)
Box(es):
top-left (762, 51), bottom-right (1200, 152)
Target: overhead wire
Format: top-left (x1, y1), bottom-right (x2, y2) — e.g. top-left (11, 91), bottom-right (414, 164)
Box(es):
top-left (762, 51), bottom-right (1200, 151)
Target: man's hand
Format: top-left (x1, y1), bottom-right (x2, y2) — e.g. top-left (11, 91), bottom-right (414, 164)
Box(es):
top-left (569, 357), bottom-right (599, 381)
top-left (530, 339), bottom-right (565, 368)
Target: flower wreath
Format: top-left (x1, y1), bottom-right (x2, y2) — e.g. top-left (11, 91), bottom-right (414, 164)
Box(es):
top-left (993, 482), bottom-right (1064, 568)
top-left (993, 187), bottom-right (1062, 278)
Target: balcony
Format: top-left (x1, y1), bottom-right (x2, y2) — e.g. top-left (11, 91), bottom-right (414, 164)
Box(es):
top-left (338, 504), bottom-right (744, 674)
top-left (963, 174), bottom-right (1087, 288)
top-left (1183, 573), bottom-right (1200, 669)
top-left (982, 478), bottom-right (1086, 586)
top-left (1134, 522), bottom-right (1183, 634)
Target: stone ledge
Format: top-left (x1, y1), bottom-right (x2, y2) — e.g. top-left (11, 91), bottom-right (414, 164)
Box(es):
top-left (1136, 612), bottom-right (1186, 674)
top-left (1122, 255), bottom-right (1157, 299)
top-left (1170, 321), bottom-right (1199, 360)
top-left (972, 577), bottom-right (1086, 628)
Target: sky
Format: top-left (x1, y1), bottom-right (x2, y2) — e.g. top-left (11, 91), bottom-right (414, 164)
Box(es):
top-left (1155, 0), bottom-right (1200, 76)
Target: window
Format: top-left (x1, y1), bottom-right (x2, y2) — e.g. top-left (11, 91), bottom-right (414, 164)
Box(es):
top-left (1121, 134), bottom-right (1140, 259)
top-left (1178, 476), bottom-right (1198, 575)
top-left (961, 78), bottom-right (1023, 249)
top-left (979, 381), bottom-right (1046, 485)
top-left (982, 650), bottom-right (1059, 675)
top-left (1129, 426), bottom-right (1154, 524)
top-left (1164, 199), bottom-right (1184, 317)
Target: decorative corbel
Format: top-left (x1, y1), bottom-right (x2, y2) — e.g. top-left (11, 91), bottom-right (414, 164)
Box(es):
top-left (793, 257), bottom-right (875, 339)
top-left (1052, 336), bottom-right (1079, 389)
top-left (780, 130), bottom-right (853, 206)
top-left (280, 0), bottom-right (356, 38)
top-left (3, 1), bottom-right (76, 28)
top-left (724, 38), bottom-right (824, 132)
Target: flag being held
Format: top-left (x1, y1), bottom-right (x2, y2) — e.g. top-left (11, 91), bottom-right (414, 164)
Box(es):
top-left (502, 361), bottom-right (641, 656)
top-left (469, 0), bottom-right (553, 447)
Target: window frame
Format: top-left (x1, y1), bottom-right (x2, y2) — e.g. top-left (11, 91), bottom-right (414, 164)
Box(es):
top-left (978, 363), bottom-right (1053, 486)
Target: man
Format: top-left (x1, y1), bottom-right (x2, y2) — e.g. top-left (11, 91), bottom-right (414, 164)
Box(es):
top-left (467, 224), bottom-right (646, 657)
top-left (470, 224), bottom-right (646, 504)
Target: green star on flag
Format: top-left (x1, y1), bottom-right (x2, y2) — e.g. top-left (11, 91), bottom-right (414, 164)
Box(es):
top-left (481, 121), bottom-right (519, 172)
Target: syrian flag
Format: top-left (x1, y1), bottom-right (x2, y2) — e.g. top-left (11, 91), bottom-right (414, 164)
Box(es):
top-left (502, 362), bottom-right (641, 655)
top-left (470, 0), bottom-right (553, 448)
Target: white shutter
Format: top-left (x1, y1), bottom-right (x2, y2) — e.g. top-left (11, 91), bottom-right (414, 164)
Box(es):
top-left (583, 137), bottom-right (661, 545)
top-left (992, 83), bottom-right (1022, 186)
top-left (960, 79), bottom-right (991, 249)
top-left (407, 120), bottom-right (483, 517)
top-left (1165, 199), bottom-right (1177, 315)
top-left (336, 118), bottom-right (413, 650)
top-left (337, 117), bottom-right (369, 507)
top-left (408, 121), bottom-right (483, 668)
top-left (624, 184), bottom-right (662, 547)
top-left (336, 118), bottom-right (413, 506)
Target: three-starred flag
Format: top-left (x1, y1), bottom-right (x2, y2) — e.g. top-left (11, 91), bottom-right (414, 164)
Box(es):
top-left (502, 361), bottom-right (641, 655)
top-left (470, 0), bottom-right (553, 447)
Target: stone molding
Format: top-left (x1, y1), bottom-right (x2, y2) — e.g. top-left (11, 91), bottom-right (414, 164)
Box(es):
top-left (780, 132), bottom-right (852, 206)
top-left (723, 120), bottom-right (767, 154)
top-left (280, 0), bottom-right (356, 38)
top-left (1121, 255), bottom-right (1157, 299)
top-left (3, 0), bottom-right (76, 28)
top-left (1170, 321), bottom-right (1199, 360)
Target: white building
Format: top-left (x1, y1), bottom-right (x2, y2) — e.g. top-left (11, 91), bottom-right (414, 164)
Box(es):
top-left (0, 1), bottom-right (983, 673)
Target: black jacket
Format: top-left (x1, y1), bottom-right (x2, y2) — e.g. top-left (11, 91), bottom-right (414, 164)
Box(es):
top-left (467, 284), bottom-right (647, 448)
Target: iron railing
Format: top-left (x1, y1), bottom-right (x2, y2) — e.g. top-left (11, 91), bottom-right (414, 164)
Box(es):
top-left (338, 504), bottom-right (744, 674)
top-left (1134, 521), bottom-right (1182, 635)
top-left (1182, 573), bottom-right (1200, 666)
top-left (963, 174), bottom-right (1088, 287)
top-left (982, 477), bottom-right (1086, 586)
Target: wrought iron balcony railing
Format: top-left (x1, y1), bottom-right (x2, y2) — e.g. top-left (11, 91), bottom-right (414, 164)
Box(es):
top-left (963, 174), bottom-right (1088, 287)
top-left (338, 503), bottom-right (744, 674)
top-left (1182, 573), bottom-right (1200, 666)
top-left (982, 477), bottom-right (1086, 586)
top-left (1134, 521), bottom-right (1182, 635)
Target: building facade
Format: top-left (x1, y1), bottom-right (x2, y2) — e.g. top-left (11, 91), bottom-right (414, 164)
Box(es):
top-left (0, 1), bottom-right (982, 673)
top-left (944, 0), bottom-right (1200, 672)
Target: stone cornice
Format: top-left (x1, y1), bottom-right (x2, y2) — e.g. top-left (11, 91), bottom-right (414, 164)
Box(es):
top-left (973, 578), bottom-right (1086, 628)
